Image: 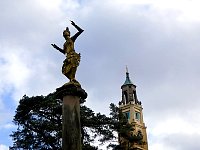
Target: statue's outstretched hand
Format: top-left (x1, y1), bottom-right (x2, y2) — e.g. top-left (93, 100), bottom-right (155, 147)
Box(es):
top-left (51, 44), bottom-right (59, 50)
top-left (71, 20), bottom-right (76, 26)
top-left (51, 44), bottom-right (65, 54)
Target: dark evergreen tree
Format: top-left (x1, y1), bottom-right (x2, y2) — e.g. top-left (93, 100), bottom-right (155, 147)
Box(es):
top-left (10, 93), bottom-right (111, 149)
top-left (10, 94), bottom-right (143, 149)
top-left (10, 93), bottom-right (62, 149)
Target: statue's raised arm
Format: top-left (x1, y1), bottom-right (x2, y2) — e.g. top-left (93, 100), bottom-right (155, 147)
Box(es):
top-left (70, 21), bottom-right (84, 42)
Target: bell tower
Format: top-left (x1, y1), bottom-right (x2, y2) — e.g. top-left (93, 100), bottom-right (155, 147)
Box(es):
top-left (119, 68), bottom-right (148, 150)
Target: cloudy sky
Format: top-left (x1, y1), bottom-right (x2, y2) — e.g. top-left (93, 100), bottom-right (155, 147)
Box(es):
top-left (1, 0), bottom-right (200, 149)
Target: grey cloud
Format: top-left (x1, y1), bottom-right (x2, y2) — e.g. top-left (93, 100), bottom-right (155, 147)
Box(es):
top-left (163, 133), bottom-right (200, 150)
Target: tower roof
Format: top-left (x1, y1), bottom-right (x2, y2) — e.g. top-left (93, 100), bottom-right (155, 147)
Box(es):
top-left (122, 67), bottom-right (134, 86)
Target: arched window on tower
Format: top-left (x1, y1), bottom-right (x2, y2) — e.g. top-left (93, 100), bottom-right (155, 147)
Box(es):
top-left (135, 112), bottom-right (141, 121)
top-left (133, 90), bottom-right (138, 104)
top-left (132, 92), bottom-right (135, 103)
top-left (123, 91), bottom-right (128, 104)
top-left (123, 111), bottom-right (130, 120)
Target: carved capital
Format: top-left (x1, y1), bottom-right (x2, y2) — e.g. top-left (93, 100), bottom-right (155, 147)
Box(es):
top-left (55, 83), bottom-right (87, 103)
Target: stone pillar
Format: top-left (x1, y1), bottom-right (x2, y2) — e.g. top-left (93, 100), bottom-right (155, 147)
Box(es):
top-left (56, 84), bottom-right (87, 150)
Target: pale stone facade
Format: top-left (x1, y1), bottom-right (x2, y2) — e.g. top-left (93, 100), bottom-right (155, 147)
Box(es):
top-left (119, 71), bottom-right (148, 150)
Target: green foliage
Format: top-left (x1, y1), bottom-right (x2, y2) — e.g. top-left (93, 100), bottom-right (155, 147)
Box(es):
top-left (10, 93), bottom-right (113, 149)
top-left (80, 105), bottom-right (113, 146)
top-left (109, 103), bottom-right (134, 138)
top-left (10, 93), bottom-right (62, 149)
top-left (82, 144), bottom-right (98, 150)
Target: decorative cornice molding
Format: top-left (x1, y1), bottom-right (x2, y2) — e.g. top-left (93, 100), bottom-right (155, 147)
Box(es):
top-left (55, 83), bottom-right (87, 103)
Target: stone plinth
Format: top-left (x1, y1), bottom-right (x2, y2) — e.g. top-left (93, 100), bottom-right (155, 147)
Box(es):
top-left (56, 84), bottom-right (87, 150)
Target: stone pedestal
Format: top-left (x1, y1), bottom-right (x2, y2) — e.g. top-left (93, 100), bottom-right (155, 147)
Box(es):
top-left (56, 84), bottom-right (87, 150)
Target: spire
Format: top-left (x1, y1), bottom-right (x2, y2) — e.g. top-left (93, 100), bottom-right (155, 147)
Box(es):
top-left (122, 66), bottom-right (133, 86)
top-left (126, 65), bottom-right (128, 73)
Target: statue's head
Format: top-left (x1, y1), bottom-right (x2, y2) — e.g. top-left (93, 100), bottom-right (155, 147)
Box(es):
top-left (63, 27), bottom-right (70, 38)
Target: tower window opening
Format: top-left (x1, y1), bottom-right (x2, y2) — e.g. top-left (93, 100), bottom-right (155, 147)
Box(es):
top-left (124, 111), bottom-right (130, 119)
top-left (135, 112), bottom-right (140, 120)
top-left (123, 91), bottom-right (128, 104)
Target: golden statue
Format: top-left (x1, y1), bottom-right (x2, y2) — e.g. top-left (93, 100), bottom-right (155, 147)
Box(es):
top-left (52, 21), bottom-right (84, 86)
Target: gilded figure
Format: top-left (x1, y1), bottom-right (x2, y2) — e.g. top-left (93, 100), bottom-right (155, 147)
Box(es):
top-left (52, 21), bottom-right (84, 86)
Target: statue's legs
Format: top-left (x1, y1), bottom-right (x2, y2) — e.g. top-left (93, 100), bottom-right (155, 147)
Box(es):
top-left (62, 58), bottom-right (80, 85)
top-left (62, 59), bottom-right (71, 79)
top-left (69, 67), bottom-right (77, 82)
